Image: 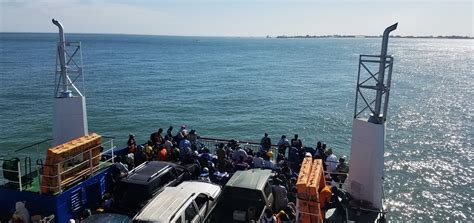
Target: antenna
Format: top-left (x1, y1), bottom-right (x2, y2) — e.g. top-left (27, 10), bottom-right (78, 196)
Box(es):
top-left (52, 19), bottom-right (84, 98)
top-left (354, 23), bottom-right (398, 124)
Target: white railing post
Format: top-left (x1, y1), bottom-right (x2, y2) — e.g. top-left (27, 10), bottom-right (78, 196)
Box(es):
top-left (89, 149), bottom-right (93, 173)
top-left (17, 161), bottom-right (22, 191)
top-left (37, 167), bottom-right (42, 194)
top-left (57, 163), bottom-right (62, 192)
top-left (111, 139), bottom-right (115, 163)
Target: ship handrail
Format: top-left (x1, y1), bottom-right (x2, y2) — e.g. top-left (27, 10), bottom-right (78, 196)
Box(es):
top-left (0, 159), bottom-right (24, 191)
top-left (199, 136), bottom-right (279, 146)
top-left (13, 139), bottom-right (53, 153)
top-left (37, 138), bottom-right (116, 193)
top-left (0, 138), bottom-right (116, 193)
top-left (198, 137), bottom-right (279, 160)
top-left (198, 137), bottom-right (350, 162)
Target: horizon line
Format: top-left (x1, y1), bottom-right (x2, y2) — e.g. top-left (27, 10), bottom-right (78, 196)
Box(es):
top-left (1, 31), bottom-right (472, 39)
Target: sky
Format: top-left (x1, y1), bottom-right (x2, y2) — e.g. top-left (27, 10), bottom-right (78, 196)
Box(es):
top-left (0, 0), bottom-right (472, 37)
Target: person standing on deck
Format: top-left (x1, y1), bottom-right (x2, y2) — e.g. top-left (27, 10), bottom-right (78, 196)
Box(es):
top-left (335, 156), bottom-right (349, 184)
top-left (315, 141), bottom-right (324, 157)
top-left (290, 134), bottom-right (302, 149)
top-left (321, 143), bottom-right (328, 159)
top-left (319, 185), bottom-right (332, 221)
top-left (325, 148), bottom-right (338, 175)
top-left (261, 133), bottom-right (272, 152)
top-left (216, 143), bottom-right (227, 171)
top-left (277, 135), bottom-right (290, 158)
top-left (288, 146), bottom-right (299, 171)
top-left (272, 178), bottom-right (288, 212)
top-left (166, 126), bottom-right (173, 139)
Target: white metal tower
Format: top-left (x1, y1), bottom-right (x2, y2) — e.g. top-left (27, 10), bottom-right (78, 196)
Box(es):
top-left (347, 23), bottom-right (397, 210)
top-left (51, 19), bottom-right (88, 146)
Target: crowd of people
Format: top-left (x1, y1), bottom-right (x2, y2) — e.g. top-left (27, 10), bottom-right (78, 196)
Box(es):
top-left (118, 125), bottom-right (350, 222)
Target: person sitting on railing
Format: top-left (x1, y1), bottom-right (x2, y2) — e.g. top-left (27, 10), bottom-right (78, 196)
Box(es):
top-left (260, 133), bottom-right (272, 152)
top-left (290, 134), bottom-right (302, 150)
top-left (278, 135), bottom-right (290, 158)
top-left (150, 128), bottom-right (164, 146)
top-left (127, 134), bottom-right (136, 154)
top-left (335, 156), bottom-right (349, 184)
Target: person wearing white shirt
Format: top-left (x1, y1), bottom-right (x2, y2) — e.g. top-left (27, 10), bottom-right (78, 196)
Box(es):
top-left (325, 148), bottom-right (338, 173)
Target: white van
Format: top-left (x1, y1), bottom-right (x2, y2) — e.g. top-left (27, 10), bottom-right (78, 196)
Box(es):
top-left (133, 181), bottom-right (221, 223)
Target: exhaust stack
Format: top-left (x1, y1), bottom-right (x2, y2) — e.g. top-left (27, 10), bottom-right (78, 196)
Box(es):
top-left (51, 19), bottom-right (89, 146)
top-left (347, 23), bottom-right (397, 210)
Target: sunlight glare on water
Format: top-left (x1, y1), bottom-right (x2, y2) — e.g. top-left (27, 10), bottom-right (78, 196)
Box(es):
top-left (0, 34), bottom-right (472, 221)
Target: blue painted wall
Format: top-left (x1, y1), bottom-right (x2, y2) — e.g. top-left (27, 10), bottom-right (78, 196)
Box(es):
top-left (0, 167), bottom-right (112, 223)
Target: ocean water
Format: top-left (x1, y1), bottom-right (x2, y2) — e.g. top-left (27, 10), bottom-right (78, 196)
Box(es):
top-left (0, 33), bottom-right (472, 221)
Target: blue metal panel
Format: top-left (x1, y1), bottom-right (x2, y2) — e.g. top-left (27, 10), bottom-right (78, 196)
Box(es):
top-left (0, 166), bottom-right (113, 223)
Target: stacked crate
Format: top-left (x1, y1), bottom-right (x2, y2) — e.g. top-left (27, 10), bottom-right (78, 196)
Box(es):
top-left (41, 133), bottom-right (102, 194)
top-left (296, 158), bottom-right (326, 223)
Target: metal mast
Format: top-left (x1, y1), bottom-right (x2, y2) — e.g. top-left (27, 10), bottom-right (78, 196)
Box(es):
top-left (354, 23), bottom-right (398, 124)
top-left (52, 19), bottom-right (84, 98)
